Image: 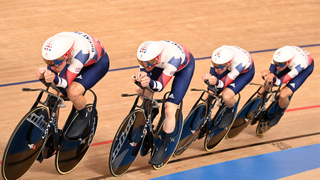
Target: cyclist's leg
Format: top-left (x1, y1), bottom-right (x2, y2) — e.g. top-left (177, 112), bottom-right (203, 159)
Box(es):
top-left (268, 61), bottom-right (314, 126)
top-left (219, 65), bottom-right (255, 128)
top-left (163, 55), bottom-right (194, 133)
top-left (150, 54), bottom-right (195, 165)
top-left (218, 88), bottom-right (235, 128)
top-left (67, 54), bottom-right (109, 138)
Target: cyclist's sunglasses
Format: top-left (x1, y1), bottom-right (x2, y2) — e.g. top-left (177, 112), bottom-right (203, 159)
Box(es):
top-left (273, 60), bottom-right (288, 68)
top-left (43, 56), bottom-right (65, 66)
top-left (212, 61), bottom-right (228, 70)
top-left (137, 58), bottom-right (157, 68)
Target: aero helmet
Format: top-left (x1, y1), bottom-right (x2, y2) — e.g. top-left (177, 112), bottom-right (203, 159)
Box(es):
top-left (42, 35), bottom-right (75, 66)
top-left (137, 41), bottom-right (163, 68)
top-left (273, 46), bottom-right (295, 63)
top-left (272, 46), bottom-right (294, 68)
top-left (211, 46), bottom-right (235, 70)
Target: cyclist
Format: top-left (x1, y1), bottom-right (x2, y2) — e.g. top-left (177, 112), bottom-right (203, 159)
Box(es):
top-left (134, 40), bottom-right (195, 165)
top-left (261, 46), bottom-right (314, 126)
top-left (35, 31), bottom-right (110, 138)
top-left (202, 45), bottom-right (255, 129)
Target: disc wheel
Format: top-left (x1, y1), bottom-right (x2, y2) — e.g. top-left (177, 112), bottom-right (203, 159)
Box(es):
top-left (173, 103), bottom-right (207, 157)
top-left (55, 104), bottom-right (98, 174)
top-left (109, 109), bottom-right (146, 177)
top-left (2, 106), bottom-right (50, 180)
top-left (227, 97), bottom-right (262, 139)
top-left (152, 107), bottom-right (183, 170)
top-left (204, 106), bottom-right (228, 151)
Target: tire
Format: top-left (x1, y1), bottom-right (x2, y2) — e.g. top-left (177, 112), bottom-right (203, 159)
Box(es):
top-left (227, 97), bottom-right (262, 139)
top-left (173, 103), bottom-right (207, 157)
top-left (109, 109), bottom-right (146, 177)
top-left (1, 106), bottom-right (50, 180)
top-left (55, 104), bottom-right (98, 174)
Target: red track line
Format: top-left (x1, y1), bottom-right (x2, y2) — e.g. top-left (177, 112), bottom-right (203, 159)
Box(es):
top-left (91, 140), bottom-right (113, 147)
top-left (285, 105), bottom-right (320, 112)
top-left (0, 104), bottom-right (319, 165)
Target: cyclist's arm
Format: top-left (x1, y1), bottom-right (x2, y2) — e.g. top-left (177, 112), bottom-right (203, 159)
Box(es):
top-left (210, 63), bottom-right (244, 88)
top-left (209, 67), bottom-right (222, 87)
top-left (149, 57), bottom-right (181, 92)
top-left (52, 51), bottom-right (89, 88)
top-left (271, 64), bottom-right (304, 86)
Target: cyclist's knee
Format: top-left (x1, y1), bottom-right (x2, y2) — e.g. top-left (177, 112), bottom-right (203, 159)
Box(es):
top-left (67, 83), bottom-right (85, 102)
top-left (165, 102), bottom-right (178, 119)
top-left (67, 90), bottom-right (82, 102)
top-left (279, 87), bottom-right (293, 99)
top-left (221, 88), bottom-right (235, 103)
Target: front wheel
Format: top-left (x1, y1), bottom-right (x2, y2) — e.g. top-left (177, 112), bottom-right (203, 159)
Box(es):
top-left (55, 104), bottom-right (98, 174)
top-left (227, 97), bottom-right (262, 139)
top-left (1, 106), bottom-right (50, 180)
top-left (205, 94), bottom-right (240, 151)
top-left (109, 109), bottom-right (146, 177)
top-left (173, 103), bottom-right (207, 157)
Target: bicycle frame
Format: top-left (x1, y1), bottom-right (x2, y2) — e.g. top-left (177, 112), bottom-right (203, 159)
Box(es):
top-left (109, 78), bottom-right (184, 176)
top-left (121, 80), bottom-right (164, 136)
top-left (189, 85), bottom-right (223, 135)
top-left (247, 82), bottom-right (281, 122)
top-left (2, 79), bottom-right (98, 180)
top-left (174, 81), bottom-right (229, 156)
top-left (23, 83), bottom-right (98, 160)
top-left (22, 87), bottom-right (65, 154)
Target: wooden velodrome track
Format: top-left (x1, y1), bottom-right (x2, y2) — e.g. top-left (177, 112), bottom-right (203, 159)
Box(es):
top-left (0, 0), bottom-right (319, 179)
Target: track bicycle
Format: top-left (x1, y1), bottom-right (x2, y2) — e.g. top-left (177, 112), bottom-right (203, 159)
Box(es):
top-left (174, 81), bottom-right (240, 157)
top-left (227, 81), bottom-right (292, 139)
top-left (109, 78), bottom-right (183, 177)
top-left (1, 80), bottom-right (98, 180)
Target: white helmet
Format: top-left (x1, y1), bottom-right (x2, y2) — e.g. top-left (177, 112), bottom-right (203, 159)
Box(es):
top-left (42, 35), bottom-right (75, 66)
top-left (273, 46), bottom-right (295, 63)
top-left (211, 46), bottom-right (235, 64)
top-left (137, 41), bottom-right (164, 61)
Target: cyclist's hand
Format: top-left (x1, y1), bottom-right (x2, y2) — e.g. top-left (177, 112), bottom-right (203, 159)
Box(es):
top-left (134, 72), bottom-right (150, 87)
top-left (35, 68), bottom-right (47, 79)
top-left (202, 74), bottom-right (217, 85)
top-left (44, 70), bottom-right (56, 83)
top-left (201, 73), bottom-right (210, 81)
top-left (265, 73), bottom-right (275, 83)
top-left (261, 70), bottom-right (270, 79)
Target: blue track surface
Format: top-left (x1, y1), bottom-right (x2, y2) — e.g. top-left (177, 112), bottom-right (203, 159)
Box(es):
top-left (151, 143), bottom-right (320, 180)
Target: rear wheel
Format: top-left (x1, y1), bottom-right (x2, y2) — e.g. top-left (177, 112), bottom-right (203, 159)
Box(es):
top-left (173, 103), bottom-right (207, 157)
top-left (109, 109), bottom-right (146, 177)
top-left (1, 106), bottom-right (50, 180)
top-left (55, 104), bottom-right (98, 174)
top-left (152, 104), bottom-right (184, 170)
